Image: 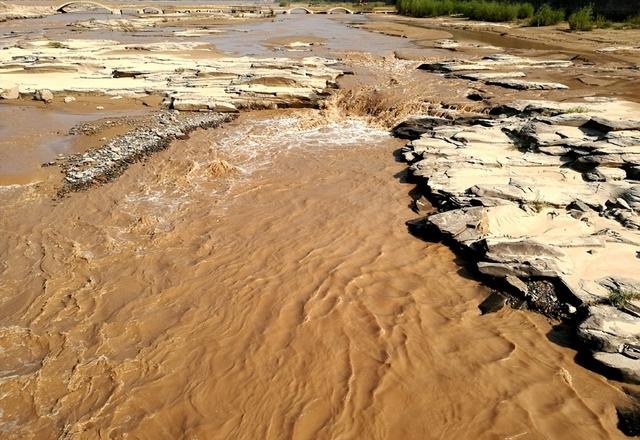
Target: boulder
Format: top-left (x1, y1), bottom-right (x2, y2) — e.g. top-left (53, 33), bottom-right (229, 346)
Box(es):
top-left (34, 89), bottom-right (53, 103)
top-left (0, 83), bottom-right (19, 100)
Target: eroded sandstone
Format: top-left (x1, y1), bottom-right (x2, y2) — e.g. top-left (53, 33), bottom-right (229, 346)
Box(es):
top-left (399, 98), bottom-right (640, 382)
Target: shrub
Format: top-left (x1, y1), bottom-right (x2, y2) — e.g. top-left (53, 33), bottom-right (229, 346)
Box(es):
top-left (397, 0), bottom-right (534, 22)
top-left (594, 15), bottom-right (612, 28)
top-left (529, 4), bottom-right (564, 26)
top-left (568, 5), bottom-right (594, 31)
top-left (517, 3), bottom-right (534, 19)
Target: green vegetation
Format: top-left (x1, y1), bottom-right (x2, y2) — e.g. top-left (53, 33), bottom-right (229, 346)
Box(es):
top-left (528, 4), bottom-right (564, 26)
top-left (625, 15), bottom-right (640, 27)
top-left (395, 1), bottom-right (640, 28)
top-left (396, 0), bottom-right (535, 22)
top-left (568, 5), bottom-right (593, 31)
top-left (608, 289), bottom-right (640, 309)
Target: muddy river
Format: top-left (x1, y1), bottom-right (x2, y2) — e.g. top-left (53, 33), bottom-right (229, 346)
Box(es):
top-left (0, 6), bottom-right (635, 440)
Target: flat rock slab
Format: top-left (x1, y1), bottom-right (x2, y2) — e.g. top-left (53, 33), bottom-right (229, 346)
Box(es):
top-left (485, 79), bottom-right (568, 90)
top-left (418, 54), bottom-right (573, 73)
top-left (456, 71), bottom-right (527, 81)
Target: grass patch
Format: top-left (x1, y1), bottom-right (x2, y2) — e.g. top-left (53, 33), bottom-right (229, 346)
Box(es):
top-left (608, 290), bottom-right (640, 309)
top-left (564, 106), bottom-right (589, 114)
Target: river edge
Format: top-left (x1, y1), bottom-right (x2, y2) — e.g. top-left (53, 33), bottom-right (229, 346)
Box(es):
top-left (3, 2), bottom-right (640, 436)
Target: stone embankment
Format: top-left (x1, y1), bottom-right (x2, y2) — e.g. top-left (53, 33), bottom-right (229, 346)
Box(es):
top-left (51, 111), bottom-right (236, 194)
top-left (398, 96), bottom-right (640, 382)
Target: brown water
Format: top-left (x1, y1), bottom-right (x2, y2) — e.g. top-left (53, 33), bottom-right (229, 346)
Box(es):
top-left (0, 109), bottom-right (630, 439)
top-left (0, 7), bottom-right (635, 440)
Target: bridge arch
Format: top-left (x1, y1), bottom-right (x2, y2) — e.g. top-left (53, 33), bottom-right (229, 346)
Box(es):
top-left (284, 7), bottom-right (314, 14)
top-left (327, 7), bottom-right (353, 14)
top-left (56, 1), bottom-right (118, 14)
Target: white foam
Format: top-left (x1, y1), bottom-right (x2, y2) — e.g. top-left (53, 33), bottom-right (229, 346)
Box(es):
top-left (209, 115), bottom-right (390, 173)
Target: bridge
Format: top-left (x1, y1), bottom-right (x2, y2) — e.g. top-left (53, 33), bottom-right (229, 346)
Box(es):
top-left (283, 6), bottom-right (354, 14)
top-left (56, 1), bottom-right (165, 15)
top-left (56, 1), bottom-right (121, 14)
top-left (55, 2), bottom-right (395, 16)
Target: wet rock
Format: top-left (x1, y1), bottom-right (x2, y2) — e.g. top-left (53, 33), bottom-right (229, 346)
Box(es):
top-left (617, 402), bottom-right (640, 436)
top-left (478, 291), bottom-right (507, 314)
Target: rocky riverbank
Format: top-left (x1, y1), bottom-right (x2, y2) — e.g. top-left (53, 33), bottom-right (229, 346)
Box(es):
top-left (397, 92), bottom-right (640, 383)
top-left (0, 38), bottom-right (343, 112)
top-left (51, 111), bottom-right (237, 195)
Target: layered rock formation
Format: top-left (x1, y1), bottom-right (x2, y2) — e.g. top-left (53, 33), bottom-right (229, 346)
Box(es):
top-left (419, 54), bottom-right (571, 91)
top-left (0, 39), bottom-right (343, 111)
top-left (398, 98), bottom-right (640, 382)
